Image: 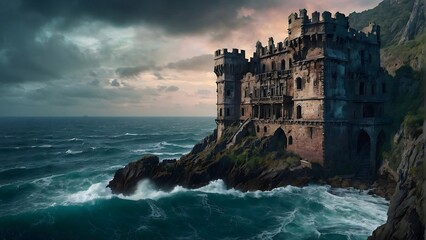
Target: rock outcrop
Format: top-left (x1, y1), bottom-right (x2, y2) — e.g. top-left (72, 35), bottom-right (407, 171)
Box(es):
top-left (107, 124), bottom-right (321, 195)
top-left (398, 0), bottom-right (425, 43)
top-left (369, 125), bottom-right (425, 239)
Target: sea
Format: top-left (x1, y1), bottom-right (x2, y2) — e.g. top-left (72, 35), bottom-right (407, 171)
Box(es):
top-left (0, 117), bottom-right (389, 240)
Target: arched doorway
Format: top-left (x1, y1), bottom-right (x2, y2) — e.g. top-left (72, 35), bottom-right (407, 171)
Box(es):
top-left (376, 130), bottom-right (386, 173)
top-left (356, 129), bottom-right (371, 178)
top-left (357, 130), bottom-right (370, 161)
top-left (272, 128), bottom-right (287, 149)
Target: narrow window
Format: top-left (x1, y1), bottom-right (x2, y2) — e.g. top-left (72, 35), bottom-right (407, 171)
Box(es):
top-left (226, 90), bottom-right (231, 96)
top-left (271, 62), bottom-right (276, 71)
top-left (241, 108), bottom-right (245, 116)
top-left (382, 83), bottom-right (386, 94)
top-left (219, 108), bottom-right (222, 117)
top-left (257, 126), bottom-right (260, 132)
top-left (359, 82), bottom-right (365, 95)
top-left (288, 136), bottom-right (293, 145)
top-left (289, 59), bottom-right (292, 67)
top-left (309, 127), bottom-right (313, 139)
top-left (296, 77), bottom-right (302, 90)
top-left (264, 126), bottom-right (267, 133)
top-left (262, 64), bottom-right (266, 73)
top-left (226, 108), bottom-right (230, 116)
top-left (281, 60), bottom-right (286, 70)
top-left (331, 73), bottom-right (337, 88)
top-left (296, 105), bottom-right (302, 119)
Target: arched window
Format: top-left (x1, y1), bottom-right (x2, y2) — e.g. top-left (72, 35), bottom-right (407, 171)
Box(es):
top-left (281, 60), bottom-right (286, 70)
top-left (262, 64), bottom-right (266, 73)
top-left (219, 108), bottom-right (222, 117)
top-left (296, 77), bottom-right (302, 90)
top-left (264, 126), bottom-right (267, 133)
top-left (288, 136), bottom-right (293, 145)
top-left (271, 62), bottom-right (276, 71)
top-left (296, 105), bottom-right (302, 119)
top-left (289, 58), bottom-right (292, 67)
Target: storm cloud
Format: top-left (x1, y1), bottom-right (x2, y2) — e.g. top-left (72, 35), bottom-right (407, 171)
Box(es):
top-left (0, 0), bottom-right (382, 116)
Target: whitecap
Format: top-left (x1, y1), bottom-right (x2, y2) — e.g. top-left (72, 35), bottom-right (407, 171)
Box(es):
top-left (65, 149), bottom-right (83, 155)
top-left (68, 138), bottom-right (83, 142)
top-left (124, 133), bottom-right (139, 136)
top-left (38, 144), bottom-right (53, 148)
top-left (65, 183), bottom-right (112, 204)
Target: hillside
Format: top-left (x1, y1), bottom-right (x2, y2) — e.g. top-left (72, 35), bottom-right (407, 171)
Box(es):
top-left (349, 0), bottom-right (425, 74)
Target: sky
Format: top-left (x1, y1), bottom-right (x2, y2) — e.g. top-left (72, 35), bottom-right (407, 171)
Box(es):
top-left (0, 0), bottom-right (382, 116)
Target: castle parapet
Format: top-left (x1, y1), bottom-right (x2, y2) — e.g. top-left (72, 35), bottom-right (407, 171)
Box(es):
top-left (214, 48), bottom-right (246, 59)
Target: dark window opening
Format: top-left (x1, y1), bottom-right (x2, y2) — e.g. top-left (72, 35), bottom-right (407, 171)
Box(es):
top-left (359, 82), bottom-right (365, 95)
top-left (296, 105), bottom-right (302, 119)
top-left (331, 73), bottom-right (337, 88)
top-left (219, 108), bottom-right (222, 117)
top-left (226, 90), bottom-right (231, 96)
top-left (271, 62), bottom-right (276, 71)
top-left (296, 77), bottom-right (302, 90)
top-left (281, 60), bottom-right (286, 70)
top-left (382, 83), bottom-right (386, 94)
top-left (288, 136), bottom-right (293, 145)
top-left (264, 126), bottom-right (267, 133)
top-left (257, 126), bottom-right (260, 132)
top-left (289, 59), bottom-right (292, 67)
top-left (262, 64), bottom-right (266, 73)
top-left (309, 127), bottom-right (313, 139)
top-left (363, 104), bottom-right (374, 118)
top-left (360, 50), bottom-right (365, 66)
top-left (226, 108), bottom-right (230, 116)
top-left (241, 108), bottom-right (245, 116)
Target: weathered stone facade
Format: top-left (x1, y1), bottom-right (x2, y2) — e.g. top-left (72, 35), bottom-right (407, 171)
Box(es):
top-left (214, 9), bottom-right (390, 176)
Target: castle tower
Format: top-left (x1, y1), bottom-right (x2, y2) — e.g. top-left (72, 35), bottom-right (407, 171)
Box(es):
top-left (213, 48), bottom-right (248, 140)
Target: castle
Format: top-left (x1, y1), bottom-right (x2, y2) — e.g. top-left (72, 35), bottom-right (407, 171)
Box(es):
top-left (213, 9), bottom-right (389, 176)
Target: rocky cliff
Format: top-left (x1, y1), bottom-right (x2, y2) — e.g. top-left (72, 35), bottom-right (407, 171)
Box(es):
top-left (369, 123), bottom-right (425, 239)
top-left (107, 122), bottom-right (321, 195)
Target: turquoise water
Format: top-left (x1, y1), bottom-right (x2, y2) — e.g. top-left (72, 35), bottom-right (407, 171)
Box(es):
top-left (0, 117), bottom-right (388, 239)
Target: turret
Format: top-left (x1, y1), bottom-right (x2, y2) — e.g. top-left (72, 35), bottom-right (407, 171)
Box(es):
top-left (214, 48), bottom-right (248, 139)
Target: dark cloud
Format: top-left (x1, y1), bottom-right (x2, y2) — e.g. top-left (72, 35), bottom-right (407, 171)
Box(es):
top-left (166, 54), bottom-right (213, 71)
top-left (115, 65), bottom-right (156, 78)
top-left (114, 54), bottom-right (214, 79)
top-left (0, 1), bottom-right (97, 86)
top-left (19, 0), bottom-right (278, 35)
top-left (110, 79), bottom-right (120, 87)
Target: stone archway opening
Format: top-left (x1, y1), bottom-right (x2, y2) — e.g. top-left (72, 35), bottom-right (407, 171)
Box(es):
top-left (357, 130), bottom-right (371, 162)
top-left (356, 129), bottom-right (371, 178)
top-left (272, 128), bottom-right (287, 149)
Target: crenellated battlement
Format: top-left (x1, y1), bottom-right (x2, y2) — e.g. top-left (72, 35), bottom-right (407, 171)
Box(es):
top-left (214, 48), bottom-right (246, 59)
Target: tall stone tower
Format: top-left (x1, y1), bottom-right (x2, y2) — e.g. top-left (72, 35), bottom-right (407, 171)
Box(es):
top-left (213, 48), bottom-right (248, 139)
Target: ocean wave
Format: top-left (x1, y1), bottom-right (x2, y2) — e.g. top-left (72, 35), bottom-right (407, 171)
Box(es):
top-left (0, 144), bottom-right (54, 150)
top-left (66, 183), bottom-right (112, 204)
top-left (65, 149), bottom-right (83, 155)
top-left (159, 141), bottom-right (194, 149)
top-left (68, 138), bottom-right (84, 142)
